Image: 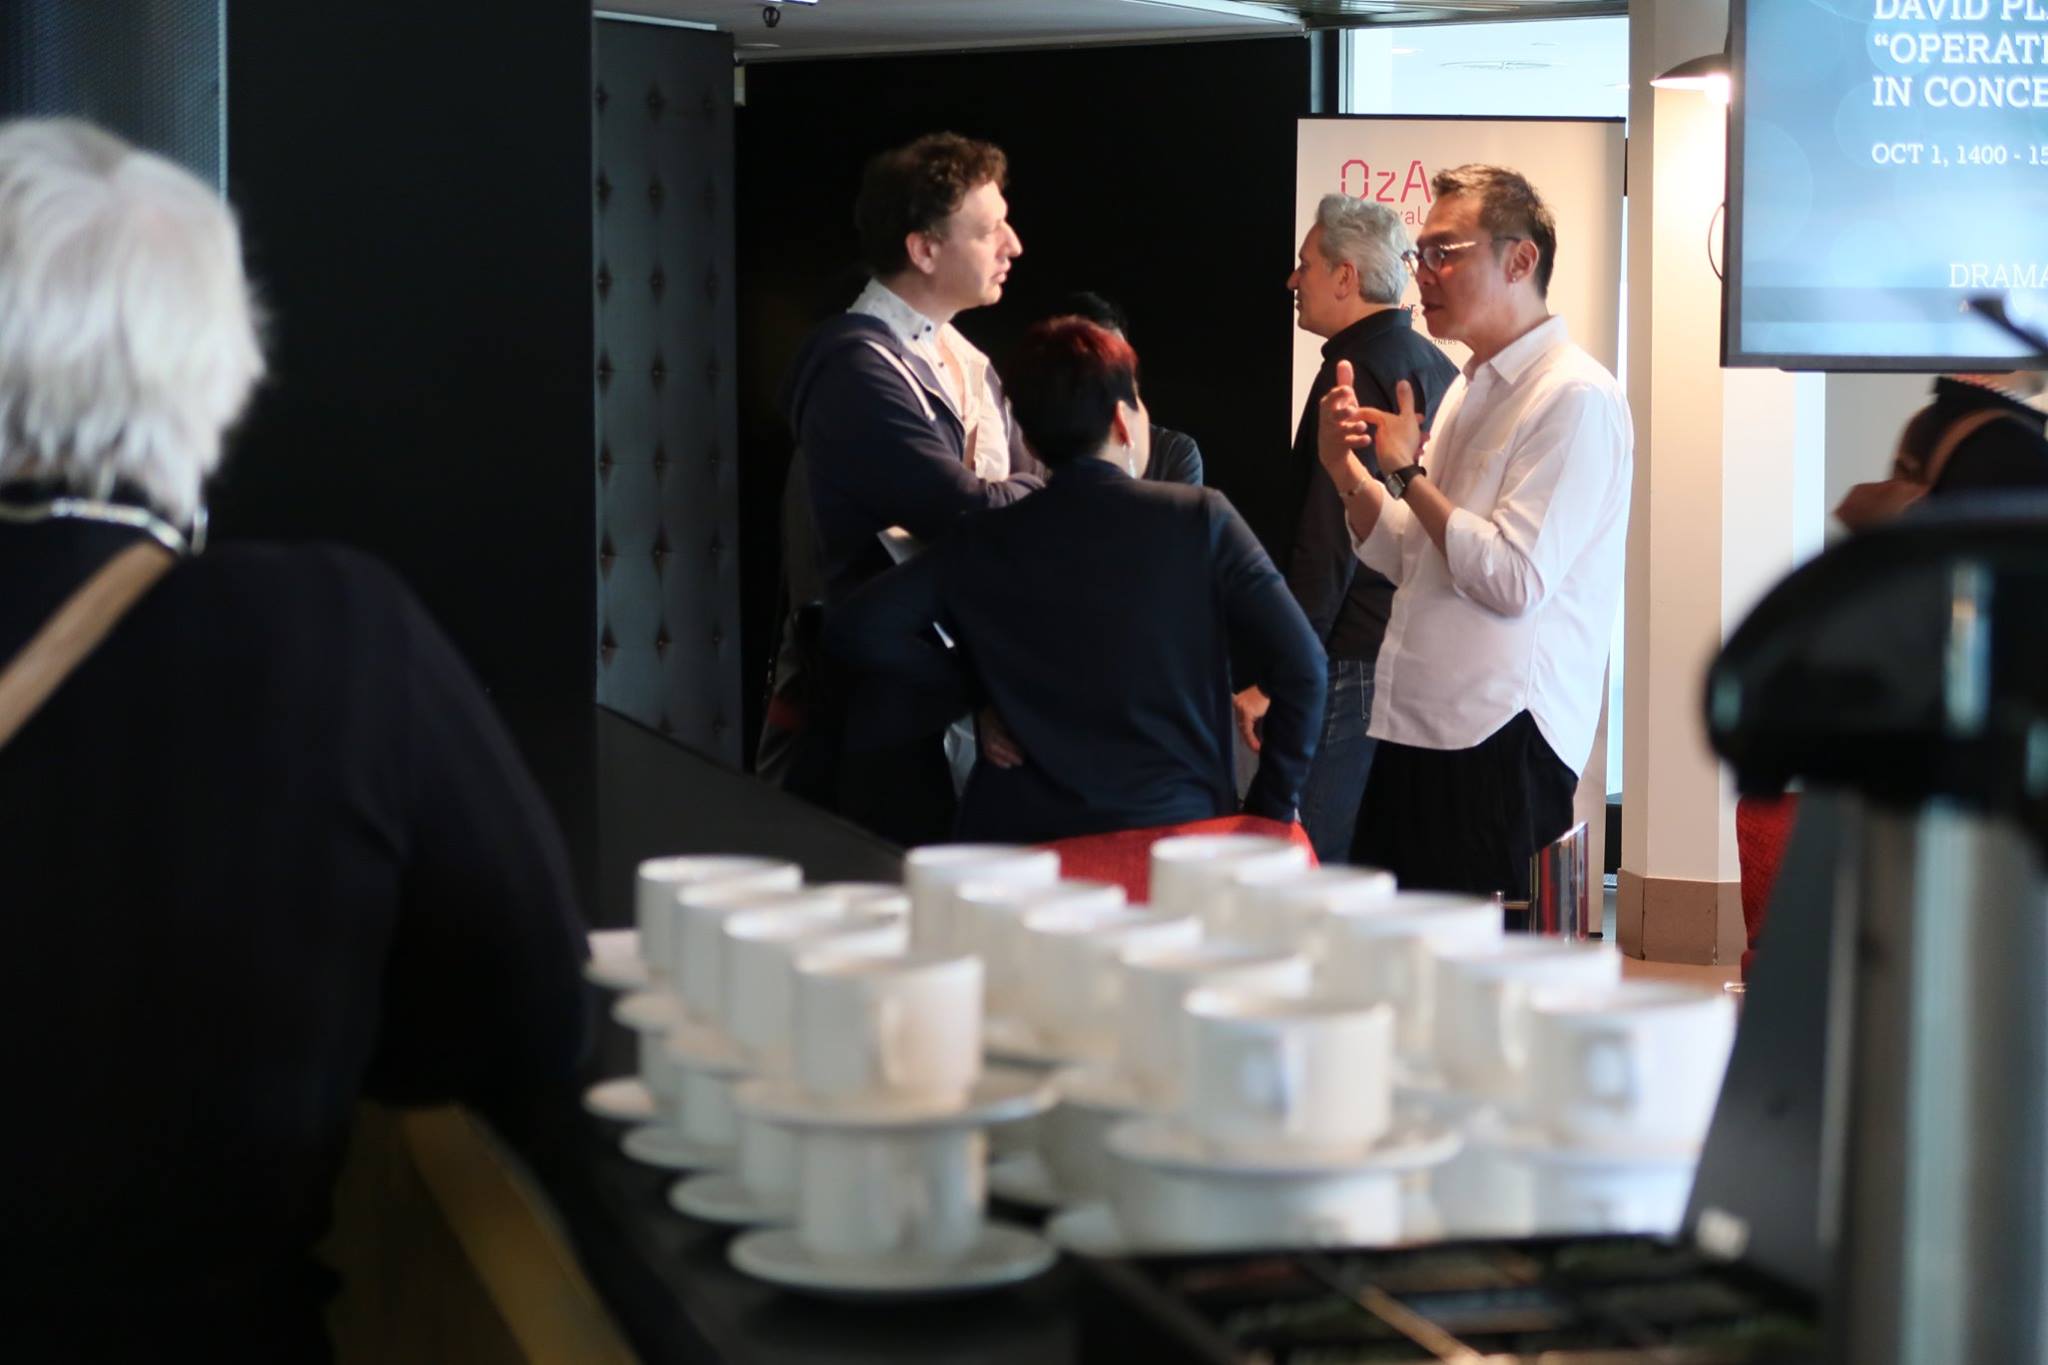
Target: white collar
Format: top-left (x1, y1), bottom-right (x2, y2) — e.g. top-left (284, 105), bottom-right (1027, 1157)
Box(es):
top-left (1465, 313), bottom-right (1568, 386)
top-left (851, 278), bottom-right (943, 346)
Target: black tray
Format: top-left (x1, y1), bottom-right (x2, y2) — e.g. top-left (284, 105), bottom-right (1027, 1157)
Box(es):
top-left (1072, 1234), bottom-right (1819, 1364)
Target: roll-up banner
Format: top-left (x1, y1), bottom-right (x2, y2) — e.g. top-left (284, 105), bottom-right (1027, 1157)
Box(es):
top-left (1292, 117), bottom-right (1627, 431)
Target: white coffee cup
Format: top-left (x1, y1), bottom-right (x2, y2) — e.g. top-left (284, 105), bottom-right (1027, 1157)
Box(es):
top-left (1526, 982), bottom-right (1737, 1150)
top-left (1017, 906), bottom-right (1201, 1059)
top-left (792, 951), bottom-right (983, 1110)
top-left (1117, 941), bottom-right (1314, 1106)
top-left (673, 885), bottom-right (845, 1024)
top-left (1183, 989), bottom-right (1395, 1159)
top-left (903, 844), bottom-right (1060, 955)
top-left (613, 991), bottom-right (688, 1104)
top-left (796, 1127), bottom-right (988, 1268)
top-left (951, 879), bottom-right (1125, 1016)
top-left (1148, 834), bottom-right (1308, 925)
top-left (669, 1051), bottom-right (748, 1150)
top-left (1210, 865), bottom-right (1397, 949)
top-left (737, 1112), bottom-right (800, 1216)
top-left (635, 855), bottom-right (799, 984)
top-left (1315, 893), bottom-right (1504, 1060)
top-left (1434, 939), bottom-right (1622, 1098)
top-left (722, 907), bottom-right (906, 1074)
top-left (810, 882), bottom-right (912, 916)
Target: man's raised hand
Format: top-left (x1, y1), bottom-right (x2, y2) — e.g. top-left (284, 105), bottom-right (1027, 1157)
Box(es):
top-left (1353, 379), bottom-right (1423, 473)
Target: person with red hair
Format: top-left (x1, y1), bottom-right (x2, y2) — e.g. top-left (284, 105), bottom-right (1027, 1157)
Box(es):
top-left (826, 318), bottom-right (1326, 842)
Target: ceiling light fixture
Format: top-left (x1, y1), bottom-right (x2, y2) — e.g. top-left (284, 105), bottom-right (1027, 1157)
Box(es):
top-left (1651, 53), bottom-right (1732, 105)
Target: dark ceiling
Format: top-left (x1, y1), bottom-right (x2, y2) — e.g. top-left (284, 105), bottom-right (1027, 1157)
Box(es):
top-left (1243, 0), bottom-right (1626, 25)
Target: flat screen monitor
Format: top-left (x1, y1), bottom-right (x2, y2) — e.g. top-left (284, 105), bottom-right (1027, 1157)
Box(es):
top-left (1726, 0), bottom-right (2048, 370)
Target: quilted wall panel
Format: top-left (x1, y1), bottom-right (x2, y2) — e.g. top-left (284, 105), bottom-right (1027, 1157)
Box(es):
top-left (593, 20), bottom-right (741, 766)
top-left (0, 0), bottom-right (224, 188)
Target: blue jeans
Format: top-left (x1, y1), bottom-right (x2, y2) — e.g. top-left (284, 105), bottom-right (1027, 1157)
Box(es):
top-left (1298, 658), bottom-right (1377, 865)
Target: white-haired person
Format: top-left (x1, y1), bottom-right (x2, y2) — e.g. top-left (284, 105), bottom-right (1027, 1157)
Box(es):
top-left (1235, 194), bottom-right (1458, 865)
top-left (0, 119), bottom-right (589, 1358)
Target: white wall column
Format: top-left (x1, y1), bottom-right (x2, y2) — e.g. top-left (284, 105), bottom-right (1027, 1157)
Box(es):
top-left (1619, 0), bottom-right (1826, 962)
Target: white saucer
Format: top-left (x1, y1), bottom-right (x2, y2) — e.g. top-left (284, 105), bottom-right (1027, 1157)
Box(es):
top-left (736, 1066), bottom-right (1056, 1131)
top-left (620, 1123), bottom-right (735, 1171)
top-left (1045, 1203), bottom-right (1135, 1257)
top-left (987, 1151), bottom-right (1066, 1210)
top-left (983, 1015), bottom-right (1097, 1070)
top-left (665, 1018), bottom-right (751, 1075)
top-left (1052, 1063), bottom-right (1148, 1113)
top-left (1108, 1115), bottom-right (1462, 1176)
top-left (1502, 1126), bottom-right (1702, 1169)
top-left (668, 1171), bottom-right (790, 1227)
top-left (582, 1076), bottom-right (660, 1123)
top-left (729, 1221), bottom-right (1056, 1299)
top-left (612, 990), bottom-right (686, 1034)
top-left (584, 929), bottom-right (649, 991)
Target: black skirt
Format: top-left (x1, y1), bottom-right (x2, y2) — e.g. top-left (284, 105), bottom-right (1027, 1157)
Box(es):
top-left (1351, 710), bottom-right (1578, 903)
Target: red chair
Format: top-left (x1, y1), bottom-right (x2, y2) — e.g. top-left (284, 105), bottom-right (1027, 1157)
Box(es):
top-left (1041, 814), bottom-right (1317, 905)
top-left (1735, 793), bottom-right (1800, 980)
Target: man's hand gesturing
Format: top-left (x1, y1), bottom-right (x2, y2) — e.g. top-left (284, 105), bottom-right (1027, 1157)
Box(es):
top-left (1353, 378), bottom-right (1423, 474)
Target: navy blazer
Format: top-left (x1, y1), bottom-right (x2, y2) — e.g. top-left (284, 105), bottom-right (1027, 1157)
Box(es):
top-left (783, 314), bottom-right (1045, 602)
top-left (826, 459), bottom-right (1326, 842)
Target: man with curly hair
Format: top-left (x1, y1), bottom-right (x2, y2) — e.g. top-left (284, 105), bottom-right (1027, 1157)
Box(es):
top-left (764, 132), bottom-right (1044, 843)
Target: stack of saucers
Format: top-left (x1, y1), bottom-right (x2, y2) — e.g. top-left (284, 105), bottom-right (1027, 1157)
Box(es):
top-left (665, 902), bottom-right (906, 1222)
top-left (726, 949), bottom-right (1060, 1297)
top-left (581, 855), bottom-right (800, 1126)
top-left (1057, 986), bottom-right (1458, 1255)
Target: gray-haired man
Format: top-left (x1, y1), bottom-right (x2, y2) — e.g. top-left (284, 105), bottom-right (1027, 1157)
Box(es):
top-left (1235, 194), bottom-right (1457, 863)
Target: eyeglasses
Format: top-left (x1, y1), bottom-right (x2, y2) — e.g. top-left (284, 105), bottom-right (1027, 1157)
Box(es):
top-left (1401, 235), bottom-right (1526, 275)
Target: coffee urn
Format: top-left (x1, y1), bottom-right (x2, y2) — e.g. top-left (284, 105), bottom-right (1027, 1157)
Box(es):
top-left (1705, 498), bottom-right (2048, 1365)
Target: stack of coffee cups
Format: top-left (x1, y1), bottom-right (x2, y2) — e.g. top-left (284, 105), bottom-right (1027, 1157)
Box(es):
top-left (612, 881), bottom-right (853, 1171)
top-left (665, 901), bottom-right (907, 1223)
top-left (1093, 986), bottom-right (1459, 1251)
top-left (1507, 979), bottom-right (1736, 1234)
top-left (1018, 939), bottom-right (1313, 1210)
top-left (725, 947), bottom-right (1060, 1296)
top-left (581, 855), bottom-right (801, 1127)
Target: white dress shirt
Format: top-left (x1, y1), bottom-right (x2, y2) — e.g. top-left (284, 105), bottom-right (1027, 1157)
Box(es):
top-left (1353, 314), bottom-right (1632, 772)
top-left (850, 279), bottom-right (1011, 482)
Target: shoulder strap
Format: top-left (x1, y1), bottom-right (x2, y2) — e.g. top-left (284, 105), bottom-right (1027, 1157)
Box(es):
top-left (0, 541), bottom-right (176, 750)
top-left (1924, 407), bottom-right (2035, 488)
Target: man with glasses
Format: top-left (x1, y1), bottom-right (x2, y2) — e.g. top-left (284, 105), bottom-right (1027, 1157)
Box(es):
top-left (1235, 194), bottom-right (1455, 863)
top-left (1316, 164), bottom-right (1632, 905)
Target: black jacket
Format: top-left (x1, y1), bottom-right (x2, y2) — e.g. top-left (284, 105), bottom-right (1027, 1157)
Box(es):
top-left (1286, 309), bottom-right (1458, 663)
top-left (0, 518), bottom-right (589, 1359)
top-left (1143, 423), bottom-right (1204, 486)
top-left (826, 459), bottom-right (1326, 842)
top-left (783, 313), bottom-right (1045, 603)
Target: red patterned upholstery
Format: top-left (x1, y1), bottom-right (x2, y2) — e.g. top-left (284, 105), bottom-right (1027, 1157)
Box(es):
top-left (1735, 794), bottom-right (1800, 980)
top-left (1041, 814), bottom-right (1317, 904)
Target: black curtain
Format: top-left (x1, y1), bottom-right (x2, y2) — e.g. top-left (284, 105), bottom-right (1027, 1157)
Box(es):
top-left (734, 37), bottom-right (1314, 760)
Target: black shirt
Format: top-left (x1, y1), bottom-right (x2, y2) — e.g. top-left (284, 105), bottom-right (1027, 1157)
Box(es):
top-left (0, 519), bottom-right (589, 1359)
top-left (1285, 310), bottom-right (1458, 665)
